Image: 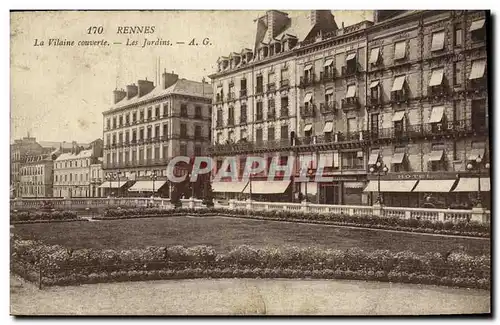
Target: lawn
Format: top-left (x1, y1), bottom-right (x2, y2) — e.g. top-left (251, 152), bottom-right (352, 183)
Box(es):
top-left (12, 216), bottom-right (490, 256)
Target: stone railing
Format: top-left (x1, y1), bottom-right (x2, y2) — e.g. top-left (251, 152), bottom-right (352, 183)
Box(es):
top-left (9, 198), bottom-right (490, 224)
top-left (227, 200), bottom-right (489, 224)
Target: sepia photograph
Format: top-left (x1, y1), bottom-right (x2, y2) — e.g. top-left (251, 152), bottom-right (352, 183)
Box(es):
top-left (9, 9), bottom-right (491, 316)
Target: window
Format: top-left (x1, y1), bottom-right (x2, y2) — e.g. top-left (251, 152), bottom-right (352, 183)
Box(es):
top-left (394, 40), bottom-right (407, 60)
top-left (428, 143), bottom-right (447, 171)
top-left (125, 114), bottom-right (130, 125)
top-left (471, 99), bottom-right (487, 132)
top-left (181, 104), bottom-right (188, 117)
top-left (132, 129), bottom-right (137, 142)
top-left (345, 53), bottom-right (357, 75)
top-left (240, 78), bottom-right (247, 97)
top-left (347, 118), bottom-right (357, 136)
top-left (280, 68), bottom-right (289, 87)
top-left (132, 112), bottom-right (137, 123)
top-left (119, 115), bottom-right (123, 126)
top-left (195, 125), bottom-right (202, 139)
top-left (155, 106), bottom-right (160, 118)
top-left (431, 31), bottom-right (445, 52)
top-left (228, 106), bottom-right (234, 125)
top-left (106, 134), bottom-right (111, 146)
top-left (454, 25), bottom-right (463, 47)
top-left (268, 99), bottom-right (275, 119)
top-left (256, 75), bottom-right (263, 93)
top-left (194, 145), bottom-right (202, 156)
top-left (154, 147), bottom-right (160, 160)
top-left (131, 150), bottom-right (137, 163)
top-left (154, 125), bottom-right (160, 139)
top-left (342, 151), bottom-right (364, 170)
top-left (216, 109), bottom-right (223, 127)
top-left (163, 102), bottom-right (169, 116)
top-left (163, 124), bottom-right (168, 138)
top-left (453, 62), bottom-right (462, 87)
top-left (256, 102), bottom-right (263, 121)
top-left (281, 96), bottom-right (289, 117)
top-left (369, 47), bottom-right (381, 65)
top-left (370, 113), bottom-right (379, 136)
top-left (112, 117), bottom-right (117, 128)
top-left (240, 129), bottom-right (247, 141)
top-left (140, 110), bottom-right (144, 121)
top-left (256, 129), bottom-right (263, 144)
top-left (268, 127), bottom-right (275, 141)
top-left (112, 134), bottom-right (116, 145)
top-left (470, 19), bottom-right (486, 42)
top-left (139, 128), bottom-right (144, 140)
top-left (268, 72), bottom-right (276, 91)
top-left (147, 127), bottom-right (152, 139)
top-left (147, 107), bottom-right (152, 120)
top-left (106, 118), bottom-right (110, 129)
top-left (370, 80), bottom-right (380, 101)
top-left (162, 146), bottom-right (168, 159)
top-left (180, 123), bottom-right (187, 138)
top-left (391, 75), bottom-right (408, 101)
top-left (118, 132), bottom-right (123, 144)
top-left (228, 131), bottom-right (234, 142)
top-left (240, 104), bottom-right (247, 124)
top-left (280, 125), bottom-right (289, 140)
top-left (180, 144), bottom-right (188, 156)
top-left (125, 151), bottom-right (130, 163)
top-left (106, 153), bottom-right (110, 165)
top-left (195, 106), bottom-right (202, 118)
top-left (216, 132), bottom-right (222, 144)
top-left (146, 148), bottom-right (152, 160)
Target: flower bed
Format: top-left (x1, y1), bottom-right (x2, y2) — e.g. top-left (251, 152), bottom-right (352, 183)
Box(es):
top-left (11, 235), bottom-right (490, 290)
top-left (95, 208), bottom-right (490, 238)
top-left (10, 211), bottom-right (79, 224)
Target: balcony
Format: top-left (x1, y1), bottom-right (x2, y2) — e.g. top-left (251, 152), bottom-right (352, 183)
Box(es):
top-left (215, 94), bottom-right (223, 104)
top-left (227, 92), bottom-right (236, 102)
top-left (341, 65), bottom-right (359, 77)
top-left (299, 74), bottom-right (316, 88)
top-left (227, 118), bottom-right (235, 127)
top-left (390, 92), bottom-right (409, 104)
top-left (255, 85), bottom-right (264, 95)
top-left (341, 97), bottom-right (360, 111)
top-left (240, 89), bottom-right (247, 98)
top-left (427, 85), bottom-right (450, 99)
top-left (216, 120), bottom-right (223, 128)
top-left (320, 102), bottom-right (336, 115)
top-left (466, 77), bottom-right (487, 93)
top-left (239, 115), bottom-right (247, 125)
top-left (267, 83), bottom-right (276, 93)
top-left (208, 138), bottom-right (291, 155)
top-left (267, 110), bottom-right (276, 121)
top-left (300, 105), bottom-right (316, 118)
top-left (280, 79), bottom-right (290, 89)
top-left (368, 119), bottom-right (481, 141)
top-left (256, 114), bottom-right (264, 122)
top-left (367, 96), bottom-right (384, 108)
top-left (320, 71), bottom-right (336, 83)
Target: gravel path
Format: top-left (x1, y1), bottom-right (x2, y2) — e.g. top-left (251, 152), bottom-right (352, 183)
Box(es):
top-left (10, 275), bottom-right (490, 316)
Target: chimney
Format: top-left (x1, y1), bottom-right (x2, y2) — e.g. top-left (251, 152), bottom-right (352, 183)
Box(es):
top-left (137, 79), bottom-right (154, 97)
top-left (126, 84), bottom-right (138, 99)
top-left (71, 141), bottom-right (77, 154)
top-left (113, 89), bottom-right (127, 104)
top-left (161, 69), bottom-right (179, 89)
top-left (266, 10), bottom-right (290, 40)
top-left (310, 10), bottom-right (336, 27)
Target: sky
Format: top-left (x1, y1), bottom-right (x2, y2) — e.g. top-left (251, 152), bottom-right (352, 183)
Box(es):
top-left (10, 10), bottom-right (373, 144)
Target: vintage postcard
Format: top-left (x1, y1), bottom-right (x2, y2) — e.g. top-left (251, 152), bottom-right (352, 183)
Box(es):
top-left (10, 10), bottom-right (491, 316)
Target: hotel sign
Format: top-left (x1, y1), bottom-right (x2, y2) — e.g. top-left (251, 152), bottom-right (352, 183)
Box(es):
top-left (367, 172), bottom-right (460, 181)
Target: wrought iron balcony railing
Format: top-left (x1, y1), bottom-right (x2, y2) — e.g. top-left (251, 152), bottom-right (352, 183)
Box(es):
top-left (320, 102), bottom-right (337, 115)
top-left (300, 105), bottom-right (316, 118)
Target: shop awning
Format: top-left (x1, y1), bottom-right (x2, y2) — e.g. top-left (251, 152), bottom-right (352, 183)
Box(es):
top-left (99, 181), bottom-right (127, 189)
top-left (304, 64), bottom-right (313, 71)
top-left (429, 106), bottom-right (445, 123)
top-left (391, 75), bottom-right (406, 92)
top-left (243, 180), bottom-right (291, 194)
top-left (431, 31), bottom-right (445, 51)
top-left (325, 88), bottom-right (334, 95)
top-left (368, 150), bottom-right (380, 166)
top-left (370, 80), bottom-right (380, 88)
top-left (413, 179), bottom-right (456, 192)
top-left (392, 111), bottom-right (406, 122)
top-left (468, 148), bottom-right (485, 161)
top-left (394, 41), bottom-right (407, 60)
top-left (369, 48), bottom-right (380, 64)
top-left (346, 53), bottom-right (356, 61)
top-left (303, 93), bottom-right (312, 103)
top-left (212, 181), bottom-right (248, 193)
top-left (429, 68), bottom-right (444, 86)
top-left (364, 180), bottom-right (417, 192)
top-left (470, 19), bottom-right (485, 32)
top-left (391, 152), bottom-right (406, 164)
top-left (469, 60), bottom-right (486, 80)
top-left (428, 150), bottom-right (444, 161)
top-left (323, 59), bottom-right (333, 67)
top-left (344, 182), bottom-right (366, 189)
top-left (323, 121), bottom-right (333, 133)
top-left (346, 84), bottom-right (356, 98)
top-left (304, 124), bottom-right (313, 132)
top-left (128, 180), bottom-right (167, 192)
top-left (453, 178), bottom-right (490, 192)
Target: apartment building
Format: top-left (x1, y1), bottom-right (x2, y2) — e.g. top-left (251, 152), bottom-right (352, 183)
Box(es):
top-left (11, 135), bottom-right (45, 198)
top-left (89, 158), bottom-right (104, 197)
top-left (102, 71), bottom-right (212, 197)
top-left (209, 10), bottom-right (490, 208)
top-left (53, 139), bottom-right (104, 198)
top-left (19, 152), bottom-right (57, 198)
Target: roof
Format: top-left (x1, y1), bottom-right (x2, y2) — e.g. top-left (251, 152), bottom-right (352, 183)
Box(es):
top-left (55, 149), bottom-right (93, 161)
top-left (112, 79), bottom-right (213, 110)
top-left (39, 141), bottom-right (90, 149)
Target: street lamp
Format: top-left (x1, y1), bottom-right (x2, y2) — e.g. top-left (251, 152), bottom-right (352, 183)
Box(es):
top-left (466, 155), bottom-right (490, 208)
top-left (116, 171), bottom-right (122, 197)
top-left (151, 171), bottom-right (157, 199)
top-left (369, 161), bottom-right (389, 205)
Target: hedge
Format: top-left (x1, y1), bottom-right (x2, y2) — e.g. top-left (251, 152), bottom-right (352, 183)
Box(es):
top-left (10, 235), bottom-right (490, 290)
top-left (95, 207), bottom-right (490, 238)
top-left (11, 211), bottom-right (79, 223)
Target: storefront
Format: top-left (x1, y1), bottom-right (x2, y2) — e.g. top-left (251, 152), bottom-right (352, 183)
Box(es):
top-left (364, 172), bottom-right (491, 209)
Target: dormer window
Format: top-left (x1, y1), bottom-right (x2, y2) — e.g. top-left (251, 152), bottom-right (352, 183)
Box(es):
top-left (275, 42), bottom-right (281, 54)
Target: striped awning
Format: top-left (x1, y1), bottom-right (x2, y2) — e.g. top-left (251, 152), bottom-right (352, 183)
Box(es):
top-left (98, 181), bottom-right (127, 189)
top-left (243, 180), bottom-right (291, 194)
top-left (128, 180), bottom-right (166, 192)
top-left (364, 180), bottom-right (417, 192)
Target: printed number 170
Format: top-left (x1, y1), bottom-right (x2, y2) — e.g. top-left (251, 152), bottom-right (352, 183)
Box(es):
top-left (87, 26), bottom-right (104, 34)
